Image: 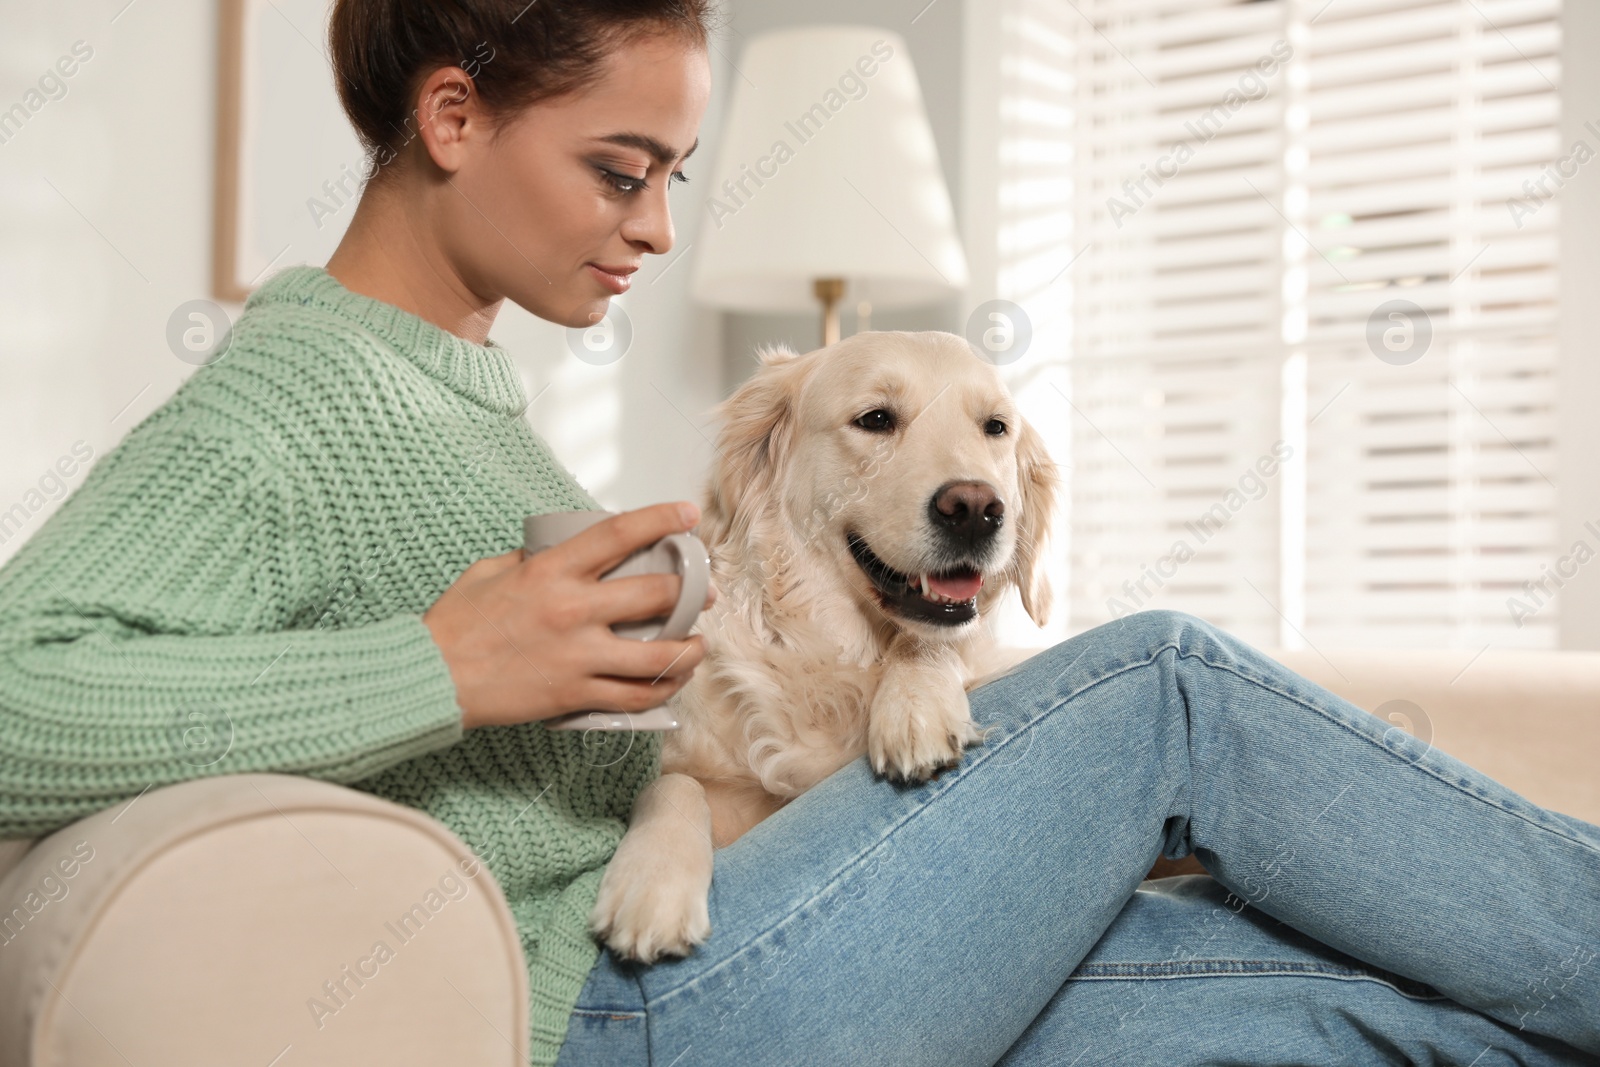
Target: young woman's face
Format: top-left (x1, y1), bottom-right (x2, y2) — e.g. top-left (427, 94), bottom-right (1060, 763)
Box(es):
top-left (439, 33), bottom-right (711, 330)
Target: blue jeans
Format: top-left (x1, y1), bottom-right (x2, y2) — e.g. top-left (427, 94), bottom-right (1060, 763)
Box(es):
top-left (553, 611), bottom-right (1600, 1066)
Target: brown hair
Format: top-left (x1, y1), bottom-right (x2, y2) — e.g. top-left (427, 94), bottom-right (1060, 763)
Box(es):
top-left (328, 0), bottom-right (721, 181)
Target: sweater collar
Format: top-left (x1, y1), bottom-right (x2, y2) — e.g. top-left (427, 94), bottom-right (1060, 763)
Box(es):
top-left (247, 264), bottom-right (529, 417)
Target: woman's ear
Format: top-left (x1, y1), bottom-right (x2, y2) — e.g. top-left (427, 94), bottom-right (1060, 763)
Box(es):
top-left (411, 65), bottom-right (480, 174)
top-left (699, 344), bottom-right (811, 549)
top-left (1005, 414), bottom-right (1062, 628)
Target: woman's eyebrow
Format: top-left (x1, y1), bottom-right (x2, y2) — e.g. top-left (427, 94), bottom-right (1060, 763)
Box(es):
top-left (596, 132), bottom-right (699, 166)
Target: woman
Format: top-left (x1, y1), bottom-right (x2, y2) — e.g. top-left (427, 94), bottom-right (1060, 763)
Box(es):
top-left (0, 0), bottom-right (1593, 1064)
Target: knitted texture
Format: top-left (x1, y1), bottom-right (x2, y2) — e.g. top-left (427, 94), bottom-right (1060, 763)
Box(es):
top-left (0, 264), bottom-right (661, 1065)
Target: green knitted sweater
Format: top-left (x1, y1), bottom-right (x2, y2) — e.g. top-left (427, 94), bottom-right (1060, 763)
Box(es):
top-left (0, 264), bottom-right (660, 1065)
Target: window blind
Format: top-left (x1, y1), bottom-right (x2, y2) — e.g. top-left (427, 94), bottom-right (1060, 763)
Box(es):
top-left (1035, 0), bottom-right (1563, 649)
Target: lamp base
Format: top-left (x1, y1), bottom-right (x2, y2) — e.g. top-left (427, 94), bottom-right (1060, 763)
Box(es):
top-left (814, 277), bottom-right (846, 346)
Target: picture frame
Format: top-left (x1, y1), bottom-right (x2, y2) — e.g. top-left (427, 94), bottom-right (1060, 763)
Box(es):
top-left (211, 0), bottom-right (366, 302)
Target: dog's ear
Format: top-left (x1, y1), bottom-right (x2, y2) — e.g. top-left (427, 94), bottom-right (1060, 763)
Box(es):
top-left (1006, 415), bottom-right (1062, 628)
top-left (700, 349), bottom-right (813, 549)
top-left (753, 341), bottom-right (803, 366)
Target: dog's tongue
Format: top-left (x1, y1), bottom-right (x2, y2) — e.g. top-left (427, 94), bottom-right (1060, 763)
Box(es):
top-left (925, 571), bottom-right (983, 600)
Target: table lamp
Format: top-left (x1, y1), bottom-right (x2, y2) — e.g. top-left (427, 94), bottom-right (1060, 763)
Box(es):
top-left (689, 25), bottom-right (968, 345)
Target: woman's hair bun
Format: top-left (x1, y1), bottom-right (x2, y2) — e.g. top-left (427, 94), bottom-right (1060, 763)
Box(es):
top-left (327, 0), bottom-right (722, 180)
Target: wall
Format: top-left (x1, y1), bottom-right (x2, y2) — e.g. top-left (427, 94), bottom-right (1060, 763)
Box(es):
top-left (1557, 2), bottom-right (1600, 649)
top-left (0, 2), bottom-right (219, 567)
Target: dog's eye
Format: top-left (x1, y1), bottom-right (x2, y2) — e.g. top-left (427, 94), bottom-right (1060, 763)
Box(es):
top-left (985, 418), bottom-right (1008, 436)
top-left (854, 409), bottom-right (895, 433)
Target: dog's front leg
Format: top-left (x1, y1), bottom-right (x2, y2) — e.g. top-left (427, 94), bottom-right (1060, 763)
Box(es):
top-left (589, 772), bottom-right (714, 963)
top-left (867, 641), bottom-right (983, 784)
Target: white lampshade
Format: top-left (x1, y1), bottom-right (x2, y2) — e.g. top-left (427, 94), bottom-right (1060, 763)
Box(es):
top-left (689, 25), bottom-right (968, 313)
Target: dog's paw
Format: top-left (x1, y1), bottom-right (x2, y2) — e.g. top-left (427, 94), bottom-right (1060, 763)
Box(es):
top-left (589, 839), bottom-right (712, 963)
top-left (868, 673), bottom-right (983, 784)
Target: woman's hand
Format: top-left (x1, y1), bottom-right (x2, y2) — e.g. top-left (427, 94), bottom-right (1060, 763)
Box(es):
top-left (422, 501), bottom-right (716, 730)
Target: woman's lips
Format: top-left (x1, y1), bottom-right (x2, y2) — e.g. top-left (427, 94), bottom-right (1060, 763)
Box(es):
top-left (586, 263), bottom-right (632, 294)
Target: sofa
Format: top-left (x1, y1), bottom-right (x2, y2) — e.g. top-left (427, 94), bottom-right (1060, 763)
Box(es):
top-left (1, 646), bottom-right (1595, 1065)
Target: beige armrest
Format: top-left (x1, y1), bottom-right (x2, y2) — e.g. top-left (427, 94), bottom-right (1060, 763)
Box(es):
top-left (0, 773), bottom-right (527, 1067)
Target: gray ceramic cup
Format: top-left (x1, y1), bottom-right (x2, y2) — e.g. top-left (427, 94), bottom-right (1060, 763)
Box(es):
top-left (523, 509), bottom-right (710, 732)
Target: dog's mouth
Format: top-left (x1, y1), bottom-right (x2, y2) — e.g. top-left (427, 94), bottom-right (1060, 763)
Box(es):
top-left (845, 531), bottom-right (984, 627)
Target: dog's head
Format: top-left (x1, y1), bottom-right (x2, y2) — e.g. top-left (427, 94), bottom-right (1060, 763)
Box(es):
top-left (701, 330), bottom-right (1060, 639)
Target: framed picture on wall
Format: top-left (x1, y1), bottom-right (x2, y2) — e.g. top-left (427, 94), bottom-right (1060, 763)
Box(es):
top-left (211, 0), bottom-right (366, 302)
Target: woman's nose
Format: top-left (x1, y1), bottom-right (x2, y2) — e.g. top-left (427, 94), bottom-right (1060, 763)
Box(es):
top-left (621, 184), bottom-right (676, 256)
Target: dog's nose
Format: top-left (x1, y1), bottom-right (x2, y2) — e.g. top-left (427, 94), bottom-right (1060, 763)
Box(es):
top-left (929, 481), bottom-right (1004, 545)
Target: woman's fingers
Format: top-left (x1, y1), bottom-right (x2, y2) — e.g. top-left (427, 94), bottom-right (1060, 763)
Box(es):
top-left (546, 502), bottom-right (699, 580)
top-left (585, 631), bottom-right (707, 681)
top-left (588, 571), bottom-right (699, 625)
top-left (582, 672), bottom-right (695, 713)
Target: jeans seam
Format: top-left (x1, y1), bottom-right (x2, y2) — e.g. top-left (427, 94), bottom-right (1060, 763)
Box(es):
top-left (1064, 964), bottom-right (1450, 1001)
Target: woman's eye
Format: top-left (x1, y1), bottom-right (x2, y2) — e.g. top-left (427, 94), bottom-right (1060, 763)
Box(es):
top-left (985, 418), bottom-right (1007, 436)
top-left (598, 168), bottom-right (691, 195)
top-left (598, 168), bottom-right (646, 194)
top-left (854, 409), bottom-right (895, 432)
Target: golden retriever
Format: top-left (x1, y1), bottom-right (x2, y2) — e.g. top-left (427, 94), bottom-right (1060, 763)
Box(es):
top-left (588, 329), bottom-right (1062, 963)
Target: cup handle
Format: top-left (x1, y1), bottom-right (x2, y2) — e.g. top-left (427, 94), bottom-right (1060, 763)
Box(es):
top-left (650, 533), bottom-right (711, 641)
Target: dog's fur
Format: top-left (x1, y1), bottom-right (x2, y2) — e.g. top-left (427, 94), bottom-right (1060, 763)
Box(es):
top-left (588, 330), bottom-right (1063, 963)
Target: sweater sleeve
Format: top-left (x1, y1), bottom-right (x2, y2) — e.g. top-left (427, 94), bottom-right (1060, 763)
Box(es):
top-left (0, 415), bottom-right (465, 839)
